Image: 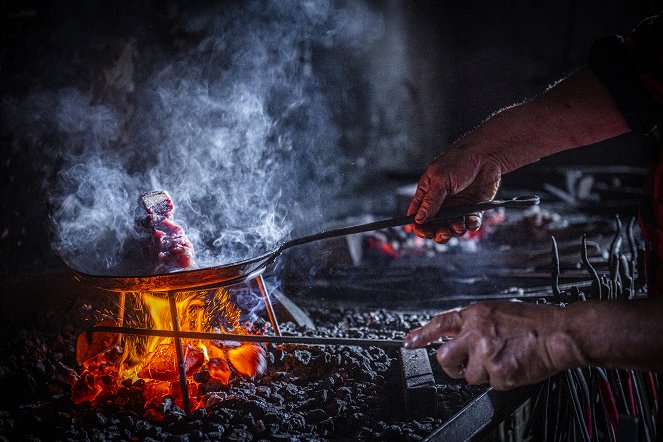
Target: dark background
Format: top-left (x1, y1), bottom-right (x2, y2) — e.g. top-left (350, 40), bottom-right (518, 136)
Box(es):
top-left (1, 0), bottom-right (662, 278)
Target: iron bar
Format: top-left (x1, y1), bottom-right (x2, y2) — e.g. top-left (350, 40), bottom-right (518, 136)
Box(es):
top-left (167, 291), bottom-right (191, 415)
top-left (117, 292), bottom-right (126, 327)
top-left (89, 324), bottom-right (409, 347)
top-left (256, 274), bottom-right (281, 336)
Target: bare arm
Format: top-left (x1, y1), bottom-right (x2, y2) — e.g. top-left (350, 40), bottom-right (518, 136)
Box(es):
top-left (470, 67), bottom-right (631, 174)
top-left (408, 68), bottom-right (630, 241)
top-left (403, 298), bottom-right (663, 390)
top-left (563, 298), bottom-right (663, 371)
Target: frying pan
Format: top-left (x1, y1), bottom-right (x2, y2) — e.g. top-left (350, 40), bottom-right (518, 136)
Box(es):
top-left (67, 195), bottom-right (539, 292)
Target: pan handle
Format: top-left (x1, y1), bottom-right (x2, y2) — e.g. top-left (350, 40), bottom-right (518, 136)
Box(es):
top-left (280, 195), bottom-right (540, 251)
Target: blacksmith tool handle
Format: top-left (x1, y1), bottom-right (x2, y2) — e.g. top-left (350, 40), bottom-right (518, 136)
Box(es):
top-left (89, 324), bottom-right (447, 348)
top-left (280, 195), bottom-right (540, 250)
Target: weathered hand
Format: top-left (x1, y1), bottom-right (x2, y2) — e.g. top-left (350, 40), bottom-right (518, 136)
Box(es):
top-left (407, 140), bottom-right (503, 243)
top-left (403, 301), bottom-right (583, 390)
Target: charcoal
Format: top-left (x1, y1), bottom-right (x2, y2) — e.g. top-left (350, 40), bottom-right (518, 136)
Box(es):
top-left (319, 417), bottom-right (334, 433)
top-left (192, 371), bottom-right (210, 384)
top-left (225, 426), bottom-right (253, 442)
top-left (239, 414), bottom-right (257, 431)
top-left (314, 388), bottom-right (329, 404)
top-left (203, 381), bottom-right (225, 393)
top-left (207, 422), bottom-right (225, 434)
top-left (303, 408), bottom-right (326, 424)
top-left (92, 411), bottom-right (107, 426)
top-left (282, 383), bottom-right (302, 399)
top-left (135, 419), bottom-right (154, 434)
top-left (289, 413), bottom-right (306, 430)
top-left (190, 430), bottom-right (207, 441)
top-left (190, 408), bottom-right (207, 420)
top-left (255, 386), bottom-right (271, 398)
top-left (242, 399), bottom-right (270, 419)
top-left (203, 392), bottom-right (226, 408)
top-left (267, 392), bottom-right (284, 406)
top-left (336, 386), bottom-right (352, 399)
top-left (268, 433), bottom-right (293, 442)
top-left (253, 419), bottom-right (266, 434)
top-left (0, 299), bottom-right (488, 441)
top-left (383, 425), bottom-right (404, 440)
top-left (325, 398), bottom-right (348, 415)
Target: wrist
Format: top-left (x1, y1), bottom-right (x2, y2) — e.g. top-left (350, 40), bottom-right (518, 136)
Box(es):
top-left (547, 304), bottom-right (594, 370)
top-left (451, 110), bottom-right (541, 175)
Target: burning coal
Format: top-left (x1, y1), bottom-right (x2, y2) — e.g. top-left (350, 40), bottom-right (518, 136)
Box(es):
top-left (73, 288), bottom-right (267, 413)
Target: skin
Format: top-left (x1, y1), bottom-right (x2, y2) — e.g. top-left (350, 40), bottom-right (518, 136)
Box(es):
top-left (404, 68), bottom-right (663, 389)
top-left (407, 68), bottom-right (629, 241)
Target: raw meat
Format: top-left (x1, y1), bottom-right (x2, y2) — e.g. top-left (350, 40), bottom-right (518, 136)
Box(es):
top-left (140, 190), bottom-right (198, 273)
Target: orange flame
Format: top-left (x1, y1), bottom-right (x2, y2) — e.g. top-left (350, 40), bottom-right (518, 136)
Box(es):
top-left (72, 287), bottom-right (267, 413)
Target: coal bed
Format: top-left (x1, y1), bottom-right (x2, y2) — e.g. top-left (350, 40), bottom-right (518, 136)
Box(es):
top-left (0, 284), bottom-right (486, 442)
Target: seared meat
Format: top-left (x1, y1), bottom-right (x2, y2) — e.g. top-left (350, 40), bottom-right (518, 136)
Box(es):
top-left (140, 190), bottom-right (198, 273)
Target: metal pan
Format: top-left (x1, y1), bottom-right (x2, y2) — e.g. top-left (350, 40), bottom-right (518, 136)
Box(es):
top-left (67, 195), bottom-right (539, 292)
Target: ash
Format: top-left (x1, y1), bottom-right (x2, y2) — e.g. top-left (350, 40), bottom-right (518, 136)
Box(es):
top-left (0, 299), bottom-right (484, 441)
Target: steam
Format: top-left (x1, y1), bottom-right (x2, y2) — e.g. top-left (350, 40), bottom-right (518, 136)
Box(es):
top-left (3, 1), bottom-right (390, 275)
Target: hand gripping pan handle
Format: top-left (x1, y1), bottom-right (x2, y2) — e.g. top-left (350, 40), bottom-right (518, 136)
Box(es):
top-left (279, 195), bottom-right (540, 251)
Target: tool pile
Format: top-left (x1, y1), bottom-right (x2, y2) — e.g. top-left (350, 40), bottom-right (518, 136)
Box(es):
top-left (525, 217), bottom-right (659, 442)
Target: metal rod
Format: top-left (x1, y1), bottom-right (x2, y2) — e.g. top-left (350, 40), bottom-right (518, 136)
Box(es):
top-left (167, 292), bottom-right (190, 415)
top-left (117, 292), bottom-right (126, 327)
top-left (551, 236), bottom-right (561, 299)
top-left (256, 275), bottom-right (281, 336)
top-left (581, 234), bottom-right (602, 300)
top-left (117, 292), bottom-right (127, 349)
top-left (89, 324), bottom-right (408, 347)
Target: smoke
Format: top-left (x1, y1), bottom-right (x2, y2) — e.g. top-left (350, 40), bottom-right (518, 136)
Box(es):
top-left (2, 1), bottom-right (391, 275)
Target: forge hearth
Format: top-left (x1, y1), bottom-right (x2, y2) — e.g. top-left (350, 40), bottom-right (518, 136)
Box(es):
top-left (0, 280), bottom-right (491, 441)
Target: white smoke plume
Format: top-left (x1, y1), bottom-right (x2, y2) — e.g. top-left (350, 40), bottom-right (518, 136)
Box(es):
top-left (3, 1), bottom-right (388, 275)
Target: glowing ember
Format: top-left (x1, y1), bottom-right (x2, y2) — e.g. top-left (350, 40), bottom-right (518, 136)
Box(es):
top-left (208, 358), bottom-right (231, 384)
top-left (75, 318), bottom-right (120, 365)
top-left (72, 287), bottom-right (267, 414)
top-left (137, 343), bottom-right (205, 381)
top-left (227, 343), bottom-right (268, 376)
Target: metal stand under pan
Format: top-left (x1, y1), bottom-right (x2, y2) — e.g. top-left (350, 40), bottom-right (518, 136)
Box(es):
top-left (79, 268), bottom-right (280, 415)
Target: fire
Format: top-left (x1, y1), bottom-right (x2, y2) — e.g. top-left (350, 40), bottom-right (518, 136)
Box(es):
top-left (72, 287), bottom-right (267, 414)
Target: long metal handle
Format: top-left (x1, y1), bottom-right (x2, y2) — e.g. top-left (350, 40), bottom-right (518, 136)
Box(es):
top-left (90, 324), bottom-right (407, 347)
top-left (280, 195), bottom-right (539, 251)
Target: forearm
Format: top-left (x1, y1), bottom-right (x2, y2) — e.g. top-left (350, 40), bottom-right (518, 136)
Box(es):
top-left (557, 298), bottom-right (663, 372)
top-left (455, 68), bottom-right (631, 173)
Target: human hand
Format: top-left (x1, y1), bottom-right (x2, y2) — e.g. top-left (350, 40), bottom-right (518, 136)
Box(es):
top-left (407, 141), bottom-right (503, 243)
top-left (403, 301), bottom-right (582, 390)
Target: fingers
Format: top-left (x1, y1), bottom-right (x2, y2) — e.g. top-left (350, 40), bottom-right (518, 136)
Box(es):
top-left (403, 308), bottom-right (464, 349)
top-left (436, 333), bottom-right (492, 384)
top-left (434, 228), bottom-right (453, 244)
top-left (412, 223), bottom-right (453, 243)
top-left (412, 216), bottom-right (471, 244)
top-left (407, 176), bottom-right (429, 217)
top-left (464, 337), bottom-right (492, 385)
top-left (436, 335), bottom-right (469, 379)
top-left (466, 212), bottom-right (482, 231)
top-left (407, 168), bottom-right (450, 223)
top-left (417, 188), bottom-right (448, 224)
top-left (449, 217), bottom-right (467, 236)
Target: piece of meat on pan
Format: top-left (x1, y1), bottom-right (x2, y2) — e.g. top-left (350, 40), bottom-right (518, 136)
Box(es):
top-left (140, 190), bottom-right (198, 273)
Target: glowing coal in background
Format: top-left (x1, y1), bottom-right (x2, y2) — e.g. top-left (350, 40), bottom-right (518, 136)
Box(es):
top-left (2, 1), bottom-right (414, 275)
